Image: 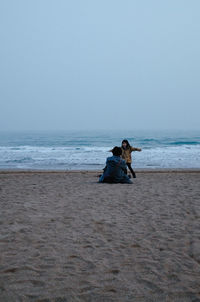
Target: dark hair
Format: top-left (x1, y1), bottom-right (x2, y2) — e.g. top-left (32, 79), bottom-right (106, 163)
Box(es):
top-left (121, 139), bottom-right (131, 149)
top-left (112, 146), bottom-right (122, 156)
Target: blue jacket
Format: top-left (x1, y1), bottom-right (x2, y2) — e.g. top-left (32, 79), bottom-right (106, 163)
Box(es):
top-left (99, 155), bottom-right (132, 184)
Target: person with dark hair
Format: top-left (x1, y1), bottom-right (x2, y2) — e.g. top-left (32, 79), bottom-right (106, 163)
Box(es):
top-left (121, 139), bottom-right (142, 178)
top-left (99, 146), bottom-right (132, 184)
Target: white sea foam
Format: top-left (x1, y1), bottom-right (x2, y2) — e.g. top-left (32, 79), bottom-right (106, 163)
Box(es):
top-left (0, 144), bottom-right (200, 170)
top-left (134, 145), bottom-right (200, 169)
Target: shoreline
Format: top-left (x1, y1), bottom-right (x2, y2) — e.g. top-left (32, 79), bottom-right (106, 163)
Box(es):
top-left (1, 168), bottom-right (200, 174)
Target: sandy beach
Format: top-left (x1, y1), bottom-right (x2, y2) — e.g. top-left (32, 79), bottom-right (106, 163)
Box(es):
top-left (0, 170), bottom-right (200, 302)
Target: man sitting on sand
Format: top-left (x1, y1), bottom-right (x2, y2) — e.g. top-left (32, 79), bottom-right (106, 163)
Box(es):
top-left (99, 147), bottom-right (132, 184)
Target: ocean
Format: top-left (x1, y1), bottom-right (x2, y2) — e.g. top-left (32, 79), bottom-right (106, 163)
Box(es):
top-left (0, 130), bottom-right (199, 170)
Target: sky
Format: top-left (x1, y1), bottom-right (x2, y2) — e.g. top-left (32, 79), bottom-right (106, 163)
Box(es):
top-left (0, 0), bottom-right (200, 131)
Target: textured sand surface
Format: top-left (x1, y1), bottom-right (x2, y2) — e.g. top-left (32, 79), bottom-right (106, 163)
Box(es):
top-left (0, 171), bottom-right (200, 302)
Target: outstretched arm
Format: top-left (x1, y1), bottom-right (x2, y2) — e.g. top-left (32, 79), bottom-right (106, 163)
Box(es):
top-left (131, 147), bottom-right (142, 152)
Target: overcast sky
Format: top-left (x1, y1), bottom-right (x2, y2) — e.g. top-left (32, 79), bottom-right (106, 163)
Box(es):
top-left (0, 0), bottom-right (200, 131)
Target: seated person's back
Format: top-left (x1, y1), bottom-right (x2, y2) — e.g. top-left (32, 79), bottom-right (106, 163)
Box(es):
top-left (99, 146), bottom-right (132, 184)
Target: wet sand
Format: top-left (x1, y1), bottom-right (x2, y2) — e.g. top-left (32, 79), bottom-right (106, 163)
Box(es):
top-left (0, 170), bottom-right (200, 302)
